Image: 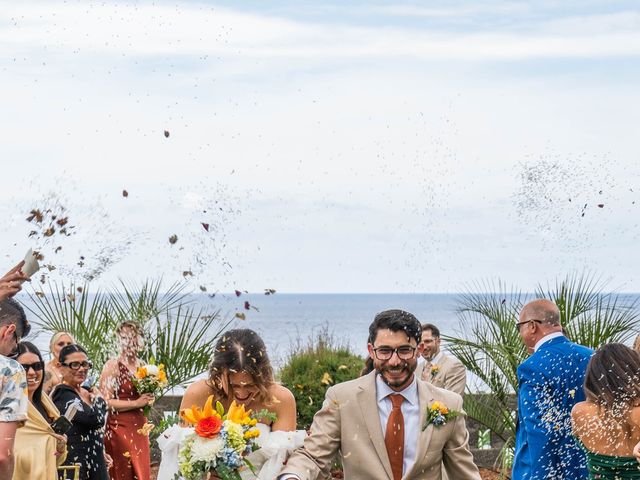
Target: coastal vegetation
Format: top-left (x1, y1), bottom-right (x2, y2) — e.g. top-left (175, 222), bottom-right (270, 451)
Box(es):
top-left (280, 327), bottom-right (364, 430)
top-left (25, 279), bottom-right (231, 393)
top-left (444, 273), bottom-right (639, 474)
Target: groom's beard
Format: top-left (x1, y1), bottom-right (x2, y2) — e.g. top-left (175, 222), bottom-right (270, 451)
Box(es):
top-left (377, 361), bottom-right (417, 389)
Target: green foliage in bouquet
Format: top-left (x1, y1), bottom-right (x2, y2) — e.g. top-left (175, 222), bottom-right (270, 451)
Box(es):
top-left (280, 327), bottom-right (364, 430)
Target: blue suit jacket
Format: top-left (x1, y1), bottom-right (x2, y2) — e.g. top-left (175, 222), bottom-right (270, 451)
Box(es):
top-left (512, 335), bottom-right (593, 480)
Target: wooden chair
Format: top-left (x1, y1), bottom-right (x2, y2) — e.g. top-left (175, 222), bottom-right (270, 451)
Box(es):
top-left (57, 464), bottom-right (80, 480)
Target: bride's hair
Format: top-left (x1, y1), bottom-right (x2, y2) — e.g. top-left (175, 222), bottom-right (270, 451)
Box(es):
top-left (206, 329), bottom-right (275, 405)
top-left (584, 343), bottom-right (640, 431)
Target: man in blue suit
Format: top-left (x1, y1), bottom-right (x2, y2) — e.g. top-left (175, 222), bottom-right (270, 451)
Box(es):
top-left (513, 299), bottom-right (592, 480)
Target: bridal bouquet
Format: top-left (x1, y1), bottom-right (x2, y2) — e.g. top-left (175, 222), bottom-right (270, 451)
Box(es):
top-left (132, 363), bottom-right (168, 415)
top-left (178, 396), bottom-right (262, 480)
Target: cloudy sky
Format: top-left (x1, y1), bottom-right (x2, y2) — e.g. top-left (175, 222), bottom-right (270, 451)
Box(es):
top-left (1, 0), bottom-right (639, 293)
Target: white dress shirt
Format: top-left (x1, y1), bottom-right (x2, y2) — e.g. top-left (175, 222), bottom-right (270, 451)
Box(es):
top-left (533, 332), bottom-right (564, 352)
top-left (376, 374), bottom-right (421, 476)
top-left (279, 374), bottom-right (422, 480)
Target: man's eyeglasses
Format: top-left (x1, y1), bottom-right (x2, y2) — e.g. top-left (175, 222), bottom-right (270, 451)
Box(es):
top-left (372, 346), bottom-right (416, 360)
top-left (20, 361), bottom-right (45, 372)
top-left (516, 319), bottom-right (543, 330)
top-left (61, 361), bottom-right (93, 370)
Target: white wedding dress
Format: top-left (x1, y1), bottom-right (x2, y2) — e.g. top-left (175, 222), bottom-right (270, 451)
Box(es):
top-left (157, 423), bottom-right (306, 480)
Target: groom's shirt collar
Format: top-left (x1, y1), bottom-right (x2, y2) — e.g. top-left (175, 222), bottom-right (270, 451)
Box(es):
top-left (375, 374), bottom-right (418, 405)
top-left (533, 331), bottom-right (564, 352)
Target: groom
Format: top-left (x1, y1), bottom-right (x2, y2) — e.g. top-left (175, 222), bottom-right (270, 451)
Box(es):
top-left (279, 309), bottom-right (480, 480)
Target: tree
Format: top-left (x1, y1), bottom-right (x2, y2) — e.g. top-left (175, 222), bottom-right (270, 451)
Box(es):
top-left (443, 273), bottom-right (639, 475)
top-left (25, 279), bottom-right (232, 394)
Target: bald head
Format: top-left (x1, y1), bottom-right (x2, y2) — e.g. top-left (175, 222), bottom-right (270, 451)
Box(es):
top-left (518, 299), bottom-right (563, 354)
top-left (520, 299), bottom-right (561, 327)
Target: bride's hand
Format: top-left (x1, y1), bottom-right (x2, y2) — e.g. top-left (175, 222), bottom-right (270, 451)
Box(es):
top-left (634, 441), bottom-right (640, 463)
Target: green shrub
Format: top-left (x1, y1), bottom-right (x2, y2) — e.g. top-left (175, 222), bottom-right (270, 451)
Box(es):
top-left (280, 328), bottom-right (364, 430)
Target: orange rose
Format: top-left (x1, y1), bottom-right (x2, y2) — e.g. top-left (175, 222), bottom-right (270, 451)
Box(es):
top-left (195, 416), bottom-right (222, 438)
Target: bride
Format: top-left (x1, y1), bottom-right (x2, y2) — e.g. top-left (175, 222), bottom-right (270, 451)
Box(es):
top-left (157, 329), bottom-right (305, 480)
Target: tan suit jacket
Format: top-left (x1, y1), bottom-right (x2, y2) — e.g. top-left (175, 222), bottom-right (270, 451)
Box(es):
top-left (280, 372), bottom-right (480, 480)
top-left (415, 353), bottom-right (466, 396)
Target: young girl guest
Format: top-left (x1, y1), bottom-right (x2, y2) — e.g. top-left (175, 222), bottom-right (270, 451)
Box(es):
top-left (99, 321), bottom-right (153, 480)
top-left (51, 344), bottom-right (110, 480)
top-left (13, 342), bottom-right (67, 479)
top-left (43, 331), bottom-right (75, 395)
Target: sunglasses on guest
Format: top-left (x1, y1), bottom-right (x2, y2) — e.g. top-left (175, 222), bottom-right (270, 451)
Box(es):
top-left (20, 361), bottom-right (45, 372)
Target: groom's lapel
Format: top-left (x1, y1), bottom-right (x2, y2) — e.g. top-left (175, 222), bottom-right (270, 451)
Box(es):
top-left (357, 375), bottom-right (393, 480)
top-left (406, 380), bottom-right (435, 478)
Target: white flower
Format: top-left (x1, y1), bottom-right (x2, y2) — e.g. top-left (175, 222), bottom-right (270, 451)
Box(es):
top-left (190, 436), bottom-right (224, 463)
top-left (145, 364), bottom-right (159, 376)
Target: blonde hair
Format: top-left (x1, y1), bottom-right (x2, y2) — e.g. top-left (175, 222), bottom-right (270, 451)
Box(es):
top-left (116, 320), bottom-right (144, 336)
top-left (49, 331), bottom-right (76, 352)
top-left (633, 334), bottom-right (640, 353)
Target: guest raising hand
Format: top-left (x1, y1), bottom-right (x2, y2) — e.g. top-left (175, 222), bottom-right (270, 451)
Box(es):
top-left (0, 261), bottom-right (29, 301)
top-left (99, 321), bottom-right (152, 480)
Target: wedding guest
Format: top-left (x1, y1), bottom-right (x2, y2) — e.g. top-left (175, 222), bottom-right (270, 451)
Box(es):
top-left (279, 309), bottom-right (481, 480)
top-left (51, 345), bottom-right (109, 480)
top-left (513, 299), bottom-right (593, 480)
top-left (99, 321), bottom-right (152, 480)
top-left (415, 323), bottom-right (466, 395)
top-left (43, 331), bottom-right (76, 395)
top-left (572, 343), bottom-right (640, 478)
top-left (13, 342), bottom-right (67, 479)
top-left (0, 299), bottom-right (30, 479)
top-left (0, 262), bottom-right (29, 302)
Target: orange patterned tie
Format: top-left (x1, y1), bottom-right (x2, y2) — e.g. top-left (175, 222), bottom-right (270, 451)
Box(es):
top-left (385, 394), bottom-right (405, 480)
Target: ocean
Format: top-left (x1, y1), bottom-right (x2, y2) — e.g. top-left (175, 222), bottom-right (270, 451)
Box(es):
top-left (21, 292), bottom-right (461, 368)
top-left (18, 292), bottom-right (640, 393)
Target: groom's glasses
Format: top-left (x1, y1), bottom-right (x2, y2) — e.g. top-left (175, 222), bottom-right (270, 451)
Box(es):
top-left (373, 346), bottom-right (416, 360)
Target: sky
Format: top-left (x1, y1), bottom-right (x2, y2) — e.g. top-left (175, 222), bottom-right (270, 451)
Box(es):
top-left (1, 0), bottom-right (639, 293)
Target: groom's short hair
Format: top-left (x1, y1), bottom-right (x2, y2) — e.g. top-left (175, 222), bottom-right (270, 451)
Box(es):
top-left (368, 309), bottom-right (422, 345)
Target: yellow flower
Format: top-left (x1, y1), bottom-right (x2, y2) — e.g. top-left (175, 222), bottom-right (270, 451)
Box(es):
top-left (429, 401), bottom-right (448, 415)
top-left (226, 401), bottom-right (252, 425)
top-left (158, 370), bottom-right (167, 383)
top-left (135, 366), bottom-right (147, 379)
top-left (180, 395), bottom-right (220, 425)
top-left (321, 372), bottom-right (333, 385)
top-left (244, 428), bottom-right (260, 439)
